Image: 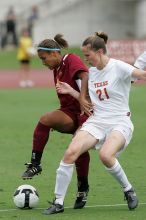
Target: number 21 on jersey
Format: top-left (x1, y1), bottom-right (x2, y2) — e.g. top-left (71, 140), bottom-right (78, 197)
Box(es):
top-left (96, 88), bottom-right (109, 101)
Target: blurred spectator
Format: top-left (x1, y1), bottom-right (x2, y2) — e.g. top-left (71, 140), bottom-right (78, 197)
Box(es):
top-left (27, 5), bottom-right (39, 39)
top-left (1, 6), bottom-right (18, 48)
top-left (17, 28), bottom-right (34, 88)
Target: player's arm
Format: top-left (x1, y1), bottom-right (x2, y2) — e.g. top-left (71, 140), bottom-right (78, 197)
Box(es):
top-left (56, 81), bottom-right (80, 100)
top-left (132, 68), bottom-right (146, 80)
top-left (77, 71), bottom-right (93, 116)
top-left (134, 51), bottom-right (146, 70)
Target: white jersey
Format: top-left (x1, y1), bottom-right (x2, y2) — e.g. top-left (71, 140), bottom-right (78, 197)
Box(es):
top-left (88, 58), bottom-right (135, 120)
top-left (134, 51), bottom-right (146, 70)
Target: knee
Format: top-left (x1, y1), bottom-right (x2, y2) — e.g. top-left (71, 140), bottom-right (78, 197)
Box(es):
top-left (39, 113), bottom-right (50, 124)
top-left (99, 149), bottom-right (111, 166)
top-left (64, 148), bottom-right (78, 164)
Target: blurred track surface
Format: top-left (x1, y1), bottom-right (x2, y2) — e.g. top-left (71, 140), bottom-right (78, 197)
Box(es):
top-left (0, 70), bottom-right (54, 89)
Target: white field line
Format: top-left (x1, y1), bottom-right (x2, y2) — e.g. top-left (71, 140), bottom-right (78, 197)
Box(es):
top-left (0, 202), bottom-right (146, 212)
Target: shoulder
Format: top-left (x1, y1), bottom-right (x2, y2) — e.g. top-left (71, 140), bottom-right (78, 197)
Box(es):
top-left (68, 53), bottom-right (79, 58)
top-left (111, 58), bottom-right (125, 66)
top-left (66, 54), bottom-right (87, 68)
top-left (67, 53), bottom-right (83, 62)
top-left (67, 53), bottom-right (82, 62)
top-left (112, 59), bottom-right (132, 69)
top-left (113, 59), bottom-right (135, 79)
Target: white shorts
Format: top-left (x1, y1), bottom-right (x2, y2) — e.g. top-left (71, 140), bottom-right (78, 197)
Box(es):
top-left (80, 115), bottom-right (134, 156)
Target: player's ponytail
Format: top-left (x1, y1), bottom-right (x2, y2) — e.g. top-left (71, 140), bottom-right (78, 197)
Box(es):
top-left (54, 34), bottom-right (68, 49)
top-left (37, 34), bottom-right (68, 53)
top-left (82, 31), bottom-right (108, 54)
top-left (95, 32), bottom-right (108, 44)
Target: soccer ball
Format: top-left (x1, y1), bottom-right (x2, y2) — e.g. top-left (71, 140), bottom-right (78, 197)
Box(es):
top-left (13, 184), bottom-right (39, 209)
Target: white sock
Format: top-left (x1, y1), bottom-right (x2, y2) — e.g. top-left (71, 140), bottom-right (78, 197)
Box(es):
top-left (105, 159), bottom-right (132, 192)
top-left (54, 160), bottom-right (74, 205)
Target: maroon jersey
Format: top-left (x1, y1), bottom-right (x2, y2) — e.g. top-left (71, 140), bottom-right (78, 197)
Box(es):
top-left (53, 54), bottom-right (88, 115)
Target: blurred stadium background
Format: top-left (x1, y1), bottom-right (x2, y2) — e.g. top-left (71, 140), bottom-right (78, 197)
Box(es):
top-left (0, 0), bottom-right (146, 45)
top-left (0, 0), bottom-right (146, 66)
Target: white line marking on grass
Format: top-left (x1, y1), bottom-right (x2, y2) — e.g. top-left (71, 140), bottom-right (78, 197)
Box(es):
top-left (0, 208), bottom-right (18, 212)
top-left (0, 203), bottom-right (146, 212)
top-left (65, 202), bottom-right (146, 209)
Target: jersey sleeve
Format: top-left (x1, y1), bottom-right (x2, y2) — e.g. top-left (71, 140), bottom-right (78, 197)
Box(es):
top-left (67, 54), bottom-right (88, 79)
top-left (134, 51), bottom-right (146, 70)
top-left (117, 60), bottom-right (135, 81)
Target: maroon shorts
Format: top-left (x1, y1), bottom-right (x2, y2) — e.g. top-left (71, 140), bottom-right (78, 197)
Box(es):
top-left (59, 108), bottom-right (88, 129)
top-left (77, 113), bottom-right (88, 127)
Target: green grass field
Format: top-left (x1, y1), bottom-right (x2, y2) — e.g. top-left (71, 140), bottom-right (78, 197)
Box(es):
top-left (0, 85), bottom-right (146, 220)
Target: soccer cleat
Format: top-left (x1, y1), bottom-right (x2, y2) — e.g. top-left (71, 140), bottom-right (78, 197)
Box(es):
top-left (74, 188), bottom-right (89, 209)
top-left (22, 163), bottom-right (42, 179)
top-left (43, 201), bottom-right (64, 215)
top-left (124, 188), bottom-right (138, 210)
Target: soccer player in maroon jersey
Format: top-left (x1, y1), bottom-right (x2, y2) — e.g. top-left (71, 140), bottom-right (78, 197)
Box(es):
top-left (22, 34), bottom-right (92, 209)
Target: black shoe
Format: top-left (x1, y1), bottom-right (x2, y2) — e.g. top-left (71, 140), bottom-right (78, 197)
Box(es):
top-left (74, 188), bottom-right (89, 209)
top-left (124, 188), bottom-right (138, 210)
top-left (43, 201), bottom-right (64, 215)
top-left (22, 163), bottom-right (42, 179)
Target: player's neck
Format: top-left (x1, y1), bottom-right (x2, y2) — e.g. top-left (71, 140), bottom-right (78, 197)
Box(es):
top-left (97, 56), bottom-right (110, 70)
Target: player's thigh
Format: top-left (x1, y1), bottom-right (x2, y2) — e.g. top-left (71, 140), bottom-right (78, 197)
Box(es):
top-left (40, 110), bottom-right (75, 132)
top-left (67, 130), bottom-right (97, 157)
top-left (100, 130), bottom-right (125, 157)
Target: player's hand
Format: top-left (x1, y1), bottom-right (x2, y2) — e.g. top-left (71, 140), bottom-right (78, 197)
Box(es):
top-left (79, 96), bottom-right (93, 116)
top-left (56, 81), bottom-right (73, 95)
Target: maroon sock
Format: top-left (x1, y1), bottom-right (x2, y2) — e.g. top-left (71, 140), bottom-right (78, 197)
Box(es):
top-left (75, 151), bottom-right (90, 177)
top-left (33, 121), bottom-right (50, 152)
top-left (75, 151), bottom-right (90, 191)
top-left (31, 122), bottom-right (50, 165)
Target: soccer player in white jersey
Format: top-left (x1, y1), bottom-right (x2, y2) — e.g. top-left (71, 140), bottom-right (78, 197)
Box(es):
top-left (43, 32), bottom-right (146, 215)
top-left (134, 51), bottom-right (146, 69)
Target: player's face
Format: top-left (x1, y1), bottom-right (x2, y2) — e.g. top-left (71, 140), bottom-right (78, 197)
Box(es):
top-left (81, 45), bottom-right (101, 67)
top-left (38, 51), bottom-right (60, 70)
